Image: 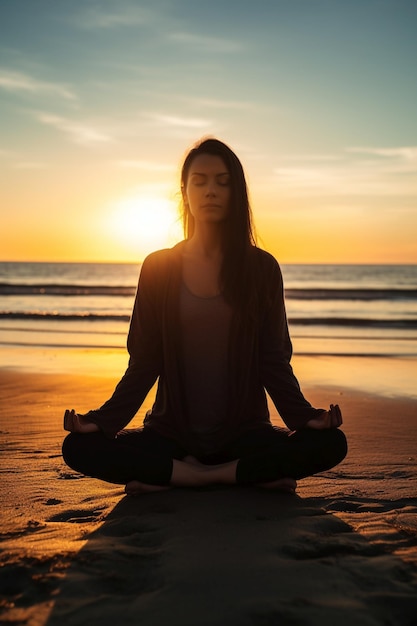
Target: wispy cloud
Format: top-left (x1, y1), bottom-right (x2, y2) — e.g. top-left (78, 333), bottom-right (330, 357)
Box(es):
top-left (169, 32), bottom-right (242, 53)
top-left (35, 112), bottom-right (112, 146)
top-left (347, 146), bottom-right (417, 174)
top-left (116, 159), bottom-right (175, 172)
top-left (146, 113), bottom-right (213, 130)
top-left (0, 68), bottom-right (77, 101)
top-left (348, 146), bottom-right (417, 160)
top-left (185, 96), bottom-right (253, 111)
top-left (74, 4), bottom-right (153, 29)
top-left (273, 146), bottom-right (417, 198)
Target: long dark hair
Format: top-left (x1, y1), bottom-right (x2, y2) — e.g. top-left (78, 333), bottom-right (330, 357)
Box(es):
top-left (180, 138), bottom-right (257, 310)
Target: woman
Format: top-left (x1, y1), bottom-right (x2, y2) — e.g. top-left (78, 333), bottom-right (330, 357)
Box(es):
top-left (62, 138), bottom-right (347, 495)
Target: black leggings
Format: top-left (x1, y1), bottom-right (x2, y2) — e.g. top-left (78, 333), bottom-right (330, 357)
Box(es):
top-left (62, 425), bottom-right (347, 486)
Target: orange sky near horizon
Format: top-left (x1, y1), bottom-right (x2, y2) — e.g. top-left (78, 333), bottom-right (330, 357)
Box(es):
top-left (1, 1), bottom-right (416, 265)
top-left (2, 155), bottom-right (416, 264)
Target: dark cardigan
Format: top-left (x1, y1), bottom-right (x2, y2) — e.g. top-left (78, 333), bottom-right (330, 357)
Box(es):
top-left (84, 242), bottom-right (323, 452)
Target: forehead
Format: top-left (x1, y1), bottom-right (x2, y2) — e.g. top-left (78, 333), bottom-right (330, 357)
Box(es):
top-left (188, 153), bottom-right (228, 174)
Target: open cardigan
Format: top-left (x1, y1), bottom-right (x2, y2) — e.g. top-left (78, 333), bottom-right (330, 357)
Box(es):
top-left (84, 242), bottom-right (323, 452)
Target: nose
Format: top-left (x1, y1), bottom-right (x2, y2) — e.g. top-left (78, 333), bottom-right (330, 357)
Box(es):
top-left (206, 179), bottom-right (217, 196)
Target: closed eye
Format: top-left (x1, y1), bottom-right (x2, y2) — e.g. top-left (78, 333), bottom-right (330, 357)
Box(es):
top-left (217, 174), bottom-right (230, 186)
top-left (189, 172), bottom-right (230, 186)
top-left (190, 174), bottom-right (206, 186)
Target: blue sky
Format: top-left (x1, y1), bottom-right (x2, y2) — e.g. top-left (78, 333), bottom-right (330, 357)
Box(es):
top-left (1, 0), bottom-right (416, 262)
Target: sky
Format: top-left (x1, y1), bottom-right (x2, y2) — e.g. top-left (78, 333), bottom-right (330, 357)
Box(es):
top-left (0, 0), bottom-right (416, 264)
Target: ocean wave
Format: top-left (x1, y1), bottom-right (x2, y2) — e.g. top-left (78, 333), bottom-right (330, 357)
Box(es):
top-left (0, 283), bottom-right (135, 296)
top-left (1, 311), bottom-right (416, 329)
top-left (289, 317), bottom-right (417, 329)
top-left (1, 283), bottom-right (416, 301)
top-left (0, 339), bottom-right (125, 350)
top-left (0, 312), bottom-right (131, 322)
top-left (285, 288), bottom-right (417, 300)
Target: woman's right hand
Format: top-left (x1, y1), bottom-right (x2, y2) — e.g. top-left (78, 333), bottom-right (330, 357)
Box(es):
top-left (64, 409), bottom-right (99, 433)
top-left (305, 404), bottom-right (342, 430)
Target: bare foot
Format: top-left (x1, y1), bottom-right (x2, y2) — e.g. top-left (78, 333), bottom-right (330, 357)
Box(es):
top-left (258, 478), bottom-right (297, 494)
top-left (125, 480), bottom-right (170, 496)
top-left (182, 455), bottom-right (205, 467)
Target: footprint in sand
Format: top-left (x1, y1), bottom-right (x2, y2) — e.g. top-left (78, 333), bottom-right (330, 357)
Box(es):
top-left (47, 509), bottom-right (104, 524)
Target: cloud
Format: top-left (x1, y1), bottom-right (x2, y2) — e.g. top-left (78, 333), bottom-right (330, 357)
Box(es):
top-left (281, 154), bottom-right (344, 163)
top-left (347, 146), bottom-right (417, 174)
top-left (185, 96), bottom-right (253, 111)
top-left (146, 113), bottom-right (212, 130)
top-left (348, 146), bottom-right (417, 160)
top-left (0, 68), bottom-right (77, 101)
top-left (74, 4), bottom-right (153, 29)
top-left (116, 160), bottom-right (175, 172)
top-left (169, 32), bottom-right (242, 53)
top-left (273, 146), bottom-right (417, 198)
top-left (35, 112), bottom-right (112, 145)
top-left (274, 166), bottom-right (333, 189)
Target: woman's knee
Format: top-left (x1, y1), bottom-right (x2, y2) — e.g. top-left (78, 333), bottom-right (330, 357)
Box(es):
top-left (329, 428), bottom-right (348, 465)
top-left (62, 433), bottom-right (85, 472)
top-left (62, 432), bottom-right (77, 468)
top-left (61, 432), bottom-right (101, 472)
top-left (311, 427), bottom-right (347, 472)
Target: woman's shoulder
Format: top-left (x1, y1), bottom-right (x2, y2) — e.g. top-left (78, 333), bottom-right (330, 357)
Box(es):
top-left (141, 241), bottom-right (185, 271)
top-left (252, 246), bottom-right (282, 275)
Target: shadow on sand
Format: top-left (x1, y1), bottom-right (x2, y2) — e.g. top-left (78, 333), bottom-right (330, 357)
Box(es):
top-left (41, 488), bottom-right (417, 626)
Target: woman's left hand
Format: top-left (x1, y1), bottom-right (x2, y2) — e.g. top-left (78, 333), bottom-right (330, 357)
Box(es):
top-left (306, 404), bottom-right (343, 430)
top-left (64, 408), bottom-right (99, 433)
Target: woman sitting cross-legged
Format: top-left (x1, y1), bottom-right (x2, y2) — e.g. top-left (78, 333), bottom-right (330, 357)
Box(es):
top-left (62, 138), bottom-right (347, 496)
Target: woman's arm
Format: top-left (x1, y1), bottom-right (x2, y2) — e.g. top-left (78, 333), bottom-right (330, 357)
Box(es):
top-left (259, 254), bottom-right (330, 430)
top-left (66, 253), bottom-right (164, 438)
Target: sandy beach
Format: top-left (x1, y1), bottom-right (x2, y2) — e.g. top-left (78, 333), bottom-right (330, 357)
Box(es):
top-left (1, 353), bottom-right (417, 625)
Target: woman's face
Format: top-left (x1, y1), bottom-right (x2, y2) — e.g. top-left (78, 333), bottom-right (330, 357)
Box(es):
top-left (183, 153), bottom-right (231, 226)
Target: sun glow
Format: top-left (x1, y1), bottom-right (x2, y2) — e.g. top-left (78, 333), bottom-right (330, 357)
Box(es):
top-left (106, 193), bottom-right (183, 258)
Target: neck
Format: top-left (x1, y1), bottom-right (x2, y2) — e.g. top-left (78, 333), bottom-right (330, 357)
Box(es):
top-left (186, 223), bottom-right (223, 258)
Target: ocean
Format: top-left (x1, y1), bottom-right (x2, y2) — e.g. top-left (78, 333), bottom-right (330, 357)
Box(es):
top-left (1, 261), bottom-right (416, 360)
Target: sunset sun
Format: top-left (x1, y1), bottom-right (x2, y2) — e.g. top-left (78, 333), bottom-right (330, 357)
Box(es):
top-left (106, 193), bottom-right (182, 258)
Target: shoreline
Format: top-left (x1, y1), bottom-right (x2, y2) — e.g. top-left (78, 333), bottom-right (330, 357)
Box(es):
top-left (1, 343), bottom-right (417, 399)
